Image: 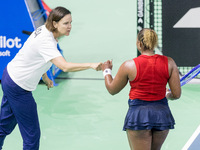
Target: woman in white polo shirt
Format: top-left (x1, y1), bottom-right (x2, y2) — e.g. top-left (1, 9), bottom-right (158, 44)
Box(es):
top-left (0, 7), bottom-right (102, 150)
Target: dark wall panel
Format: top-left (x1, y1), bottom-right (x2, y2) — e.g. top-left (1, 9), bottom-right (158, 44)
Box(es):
top-left (162, 0), bottom-right (200, 66)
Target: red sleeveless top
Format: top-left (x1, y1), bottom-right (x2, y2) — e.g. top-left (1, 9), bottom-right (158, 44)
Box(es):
top-left (129, 54), bottom-right (169, 101)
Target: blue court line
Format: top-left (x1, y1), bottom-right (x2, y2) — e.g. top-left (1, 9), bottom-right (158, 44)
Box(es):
top-left (182, 125), bottom-right (200, 150)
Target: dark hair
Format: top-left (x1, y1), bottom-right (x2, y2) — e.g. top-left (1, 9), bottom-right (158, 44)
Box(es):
top-left (45, 7), bottom-right (71, 32)
top-left (137, 28), bottom-right (158, 50)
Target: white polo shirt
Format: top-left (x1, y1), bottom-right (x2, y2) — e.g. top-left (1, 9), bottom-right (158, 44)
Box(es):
top-left (7, 25), bottom-right (62, 91)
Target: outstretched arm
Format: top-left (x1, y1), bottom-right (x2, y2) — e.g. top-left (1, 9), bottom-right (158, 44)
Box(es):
top-left (51, 56), bottom-right (102, 72)
top-left (102, 60), bottom-right (134, 95)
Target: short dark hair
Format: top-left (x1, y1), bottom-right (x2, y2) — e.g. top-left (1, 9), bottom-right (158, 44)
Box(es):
top-left (45, 7), bottom-right (71, 32)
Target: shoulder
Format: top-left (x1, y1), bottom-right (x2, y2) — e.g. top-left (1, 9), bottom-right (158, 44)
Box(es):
top-left (35, 25), bottom-right (55, 40)
top-left (120, 59), bottom-right (137, 81)
top-left (167, 56), bottom-right (176, 66)
top-left (39, 28), bottom-right (57, 48)
top-left (119, 59), bottom-right (136, 75)
top-left (121, 59), bottom-right (135, 68)
top-left (166, 56), bottom-right (178, 76)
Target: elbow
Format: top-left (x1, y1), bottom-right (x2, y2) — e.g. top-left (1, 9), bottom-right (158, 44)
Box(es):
top-left (105, 83), bottom-right (119, 95)
top-left (58, 65), bottom-right (68, 72)
top-left (106, 86), bottom-right (115, 95)
top-left (173, 95), bottom-right (181, 99)
top-left (109, 91), bottom-right (116, 95)
top-left (62, 66), bottom-right (72, 72)
top-left (62, 66), bottom-right (76, 72)
top-left (63, 68), bottom-right (69, 72)
top-left (59, 63), bottom-right (73, 72)
top-left (175, 93), bottom-right (181, 99)
top-left (107, 89), bottom-right (118, 95)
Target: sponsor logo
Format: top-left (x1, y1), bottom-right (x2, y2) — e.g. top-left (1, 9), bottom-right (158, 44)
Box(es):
top-left (137, 0), bottom-right (144, 32)
top-left (0, 36), bottom-right (22, 48)
top-left (174, 7), bottom-right (200, 28)
top-left (34, 27), bottom-right (42, 38)
top-left (0, 50), bottom-right (10, 56)
top-left (0, 36), bottom-right (22, 57)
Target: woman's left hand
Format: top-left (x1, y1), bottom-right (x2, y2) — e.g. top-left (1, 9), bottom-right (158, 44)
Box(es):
top-left (45, 79), bottom-right (54, 90)
top-left (42, 73), bottom-right (54, 90)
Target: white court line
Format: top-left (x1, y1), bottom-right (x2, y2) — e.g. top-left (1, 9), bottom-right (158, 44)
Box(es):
top-left (182, 125), bottom-right (200, 150)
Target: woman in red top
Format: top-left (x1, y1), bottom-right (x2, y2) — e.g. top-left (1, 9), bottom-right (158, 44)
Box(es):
top-left (102, 28), bottom-right (181, 150)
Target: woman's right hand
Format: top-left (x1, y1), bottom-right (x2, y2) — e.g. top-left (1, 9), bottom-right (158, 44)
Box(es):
top-left (91, 62), bottom-right (102, 71)
top-left (102, 60), bottom-right (113, 71)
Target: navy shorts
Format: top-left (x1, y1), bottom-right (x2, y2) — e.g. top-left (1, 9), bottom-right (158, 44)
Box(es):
top-left (123, 98), bottom-right (175, 131)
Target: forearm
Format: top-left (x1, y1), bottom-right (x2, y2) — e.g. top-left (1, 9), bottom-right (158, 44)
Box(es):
top-left (62, 62), bottom-right (92, 72)
top-left (51, 56), bottom-right (100, 72)
top-left (102, 61), bottom-right (128, 95)
top-left (104, 75), bottom-right (115, 95)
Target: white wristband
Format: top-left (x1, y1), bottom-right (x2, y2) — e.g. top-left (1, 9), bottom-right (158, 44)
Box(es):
top-left (103, 69), bottom-right (112, 77)
top-left (166, 91), bottom-right (170, 97)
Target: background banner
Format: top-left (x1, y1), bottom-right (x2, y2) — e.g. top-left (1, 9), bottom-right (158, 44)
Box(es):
top-left (162, 0), bottom-right (200, 66)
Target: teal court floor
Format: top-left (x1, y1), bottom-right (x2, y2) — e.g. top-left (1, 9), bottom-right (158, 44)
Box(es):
top-left (1, 0), bottom-right (200, 149)
top-left (0, 71), bottom-right (200, 150)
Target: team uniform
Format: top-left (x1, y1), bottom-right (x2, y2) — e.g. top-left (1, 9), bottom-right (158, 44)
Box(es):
top-left (123, 54), bottom-right (175, 131)
top-left (0, 25), bottom-right (61, 149)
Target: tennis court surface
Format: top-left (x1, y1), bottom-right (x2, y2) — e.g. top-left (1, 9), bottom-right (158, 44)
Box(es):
top-left (0, 73), bottom-right (200, 150)
top-left (0, 0), bottom-right (200, 149)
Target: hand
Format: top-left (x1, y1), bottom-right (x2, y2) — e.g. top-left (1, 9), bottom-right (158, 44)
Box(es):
top-left (102, 60), bottom-right (113, 71)
top-left (45, 79), bottom-right (54, 90)
top-left (91, 62), bottom-right (102, 71)
top-left (166, 88), bottom-right (171, 99)
top-left (42, 74), bottom-right (54, 90)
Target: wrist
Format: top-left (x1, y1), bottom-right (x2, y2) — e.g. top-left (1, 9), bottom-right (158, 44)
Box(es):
top-left (103, 68), bottom-right (112, 77)
top-left (166, 91), bottom-right (170, 97)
